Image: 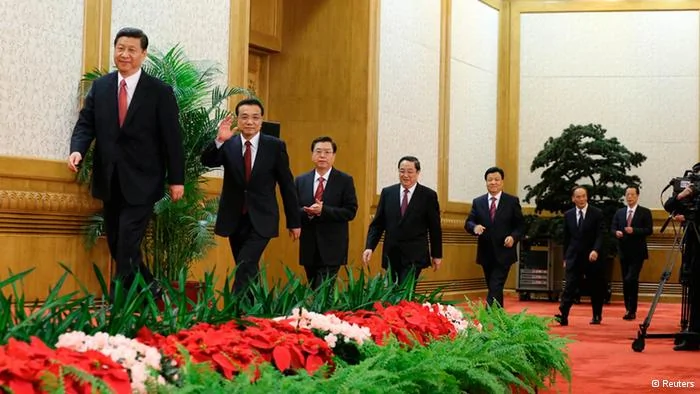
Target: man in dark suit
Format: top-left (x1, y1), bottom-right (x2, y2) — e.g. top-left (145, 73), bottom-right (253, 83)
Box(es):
top-left (556, 186), bottom-right (606, 326)
top-left (201, 97), bottom-right (300, 294)
top-left (465, 167), bottom-right (524, 308)
top-left (362, 156), bottom-right (442, 286)
top-left (295, 136), bottom-right (358, 289)
top-left (68, 28), bottom-right (185, 298)
top-left (611, 185), bottom-right (653, 320)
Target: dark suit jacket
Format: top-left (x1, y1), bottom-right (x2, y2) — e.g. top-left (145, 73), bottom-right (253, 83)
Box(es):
top-left (611, 205), bottom-right (653, 262)
top-left (564, 205), bottom-right (605, 264)
top-left (70, 71), bottom-right (185, 205)
top-left (465, 193), bottom-right (524, 266)
top-left (201, 133), bottom-right (300, 238)
top-left (365, 183), bottom-right (442, 269)
top-left (295, 168), bottom-right (358, 266)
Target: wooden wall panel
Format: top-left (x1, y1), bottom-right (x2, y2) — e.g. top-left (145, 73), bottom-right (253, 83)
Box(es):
top-left (250, 0), bottom-right (283, 52)
top-left (248, 50), bottom-right (270, 105)
top-left (260, 0), bottom-right (374, 282)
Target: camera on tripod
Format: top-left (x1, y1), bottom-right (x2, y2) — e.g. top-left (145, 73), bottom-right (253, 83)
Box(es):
top-left (671, 170), bottom-right (700, 195)
top-left (670, 169), bottom-right (700, 219)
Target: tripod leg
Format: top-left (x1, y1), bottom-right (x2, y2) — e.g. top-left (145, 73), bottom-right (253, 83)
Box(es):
top-left (631, 226), bottom-right (683, 352)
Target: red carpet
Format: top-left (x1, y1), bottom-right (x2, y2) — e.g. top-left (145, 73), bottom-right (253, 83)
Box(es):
top-left (498, 295), bottom-right (700, 393)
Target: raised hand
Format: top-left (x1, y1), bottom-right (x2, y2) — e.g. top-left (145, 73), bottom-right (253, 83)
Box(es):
top-left (216, 115), bottom-right (236, 143)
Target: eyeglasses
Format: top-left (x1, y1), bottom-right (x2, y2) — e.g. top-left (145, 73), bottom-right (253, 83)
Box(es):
top-left (238, 115), bottom-right (262, 123)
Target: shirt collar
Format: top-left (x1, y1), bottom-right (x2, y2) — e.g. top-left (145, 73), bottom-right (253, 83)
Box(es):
top-left (315, 168), bottom-right (332, 182)
top-left (627, 204), bottom-right (637, 212)
top-left (240, 132), bottom-right (261, 148)
top-left (403, 183), bottom-right (418, 194)
top-left (489, 191), bottom-right (503, 201)
top-left (117, 69), bottom-right (142, 89)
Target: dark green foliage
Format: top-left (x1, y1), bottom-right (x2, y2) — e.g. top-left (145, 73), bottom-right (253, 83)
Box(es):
top-left (0, 264), bottom-right (444, 344)
top-left (523, 124), bottom-right (647, 244)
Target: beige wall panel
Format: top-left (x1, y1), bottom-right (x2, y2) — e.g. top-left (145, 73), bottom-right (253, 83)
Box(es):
top-left (518, 11), bottom-right (699, 209)
top-left (0, 1), bottom-right (85, 160)
top-left (377, 0), bottom-right (441, 192)
top-left (448, 0), bottom-right (499, 203)
top-left (111, 0), bottom-right (230, 87)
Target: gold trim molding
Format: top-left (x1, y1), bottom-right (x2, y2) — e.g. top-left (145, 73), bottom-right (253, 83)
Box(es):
top-left (0, 190), bottom-right (101, 214)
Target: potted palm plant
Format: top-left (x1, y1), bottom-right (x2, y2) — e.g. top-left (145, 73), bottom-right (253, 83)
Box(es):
top-left (79, 45), bottom-right (251, 296)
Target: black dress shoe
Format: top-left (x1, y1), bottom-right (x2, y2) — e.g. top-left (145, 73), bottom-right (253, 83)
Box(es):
top-left (673, 340), bottom-right (700, 351)
top-left (554, 314), bottom-right (569, 326)
top-left (622, 312), bottom-right (636, 320)
top-left (590, 316), bottom-right (602, 325)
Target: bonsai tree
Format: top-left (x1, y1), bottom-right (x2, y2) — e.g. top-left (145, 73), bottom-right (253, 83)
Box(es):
top-left (79, 45), bottom-right (252, 282)
top-left (523, 123), bottom-right (647, 248)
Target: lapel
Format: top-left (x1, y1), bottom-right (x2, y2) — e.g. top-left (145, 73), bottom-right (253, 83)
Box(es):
top-left (249, 133), bottom-right (264, 180)
top-left (122, 72), bottom-right (149, 129)
top-left (106, 73), bottom-right (119, 129)
top-left (229, 136), bottom-right (245, 180)
top-left (319, 168), bottom-right (337, 201)
top-left (387, 184), bottom-right (402, 222)
top-left (483, 195), bottom-right (491, 221)
top-left (305, 170), bottom-right (316, 204)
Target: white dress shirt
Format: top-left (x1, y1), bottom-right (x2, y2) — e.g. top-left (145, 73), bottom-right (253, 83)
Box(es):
top-left (117, 69), bottom-right (142, 107)
top-left (400, 183), bottom-right (418, 205)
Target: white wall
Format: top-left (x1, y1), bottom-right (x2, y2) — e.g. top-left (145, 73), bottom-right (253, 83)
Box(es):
top-left (111, 0), bottom-right (231, 89)
top-left (449, 0), bottom-right (499, 203)
top-left (0, 1), bottom-right (85, 159)
top-left (377, 0), bottom-right (441, 192)
top-left (518, 11), bottom-right (699, 209)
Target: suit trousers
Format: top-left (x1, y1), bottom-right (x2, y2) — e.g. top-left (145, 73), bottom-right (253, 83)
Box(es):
top-left (560, 258), bottom-right (606, 318)
top-left (481, 262), bottom-right (510, 308)
top-left (620, 257), bottom-right (643, 314)
top-left (103, 170), bottom-right (156, 298)
top-left (228, 214), bottom-right (270, 295)
top-left (303, 248), bottom-right (341, 290)
top-left (386, 250), bottom-right (423, 289)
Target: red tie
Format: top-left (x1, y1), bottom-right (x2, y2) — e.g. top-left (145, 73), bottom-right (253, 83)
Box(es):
top-left (401, 188), bottom-right (409, 216)
top-left (244, 141), bottom-right (252, 182)
top-left (118, 80), bottom-right (127, 127)
top-left (314, 177), bottom-right (325, 201)
top-left (626, 210), bottom-right (634, 227)
top-left (489, 197), bottom-right (496, 221)
top-left (242, 141), bottom-right (252, 214)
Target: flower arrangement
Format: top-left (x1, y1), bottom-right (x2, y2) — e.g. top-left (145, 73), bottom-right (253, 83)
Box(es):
top-left (135, 317), bottom-right (334, 378)
top-left (422, 302), bottom-right (483, 332)
top-left (274, 308), bottom-right (372, 349)
top-left (0, 337), bottom-right (131, 393)
top-left (334, 301), bottom-right (458, 346)
top-left (56, 331), bottom-right (166, 393)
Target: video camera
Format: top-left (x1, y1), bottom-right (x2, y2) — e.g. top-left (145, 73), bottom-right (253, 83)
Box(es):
top-left (671, 169), bottom-right (700, 195)
top-left (668, 164), bottom-right (700, 222)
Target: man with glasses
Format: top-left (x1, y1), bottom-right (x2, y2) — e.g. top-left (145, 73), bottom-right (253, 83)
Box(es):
top-left (201, 98), bottom-right (300, 295)
top-left (295, 136), bottom-right (358, 289)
